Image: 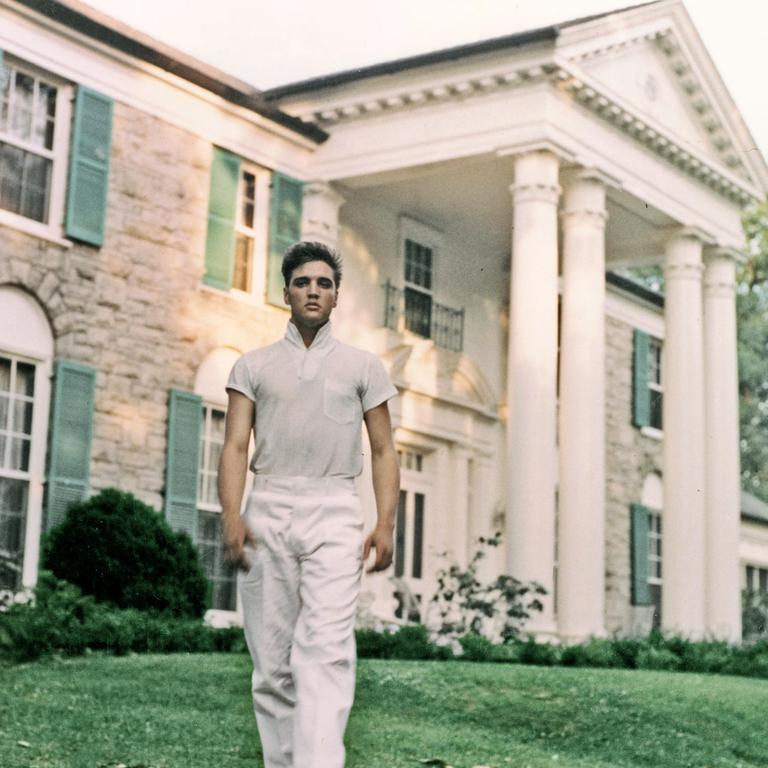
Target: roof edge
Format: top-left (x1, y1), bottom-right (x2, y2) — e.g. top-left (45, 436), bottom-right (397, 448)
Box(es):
top-left (262, 25), bottom-right (559, 101)
top-left (10, 0), bottom-right (328, 143)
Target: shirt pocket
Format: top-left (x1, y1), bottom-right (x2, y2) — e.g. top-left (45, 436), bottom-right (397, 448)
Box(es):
top-left (323, 378), bottom-right (357, 425)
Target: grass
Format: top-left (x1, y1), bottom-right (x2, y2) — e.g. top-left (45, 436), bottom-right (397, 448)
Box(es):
top-left (1, 653), bottom-right (767, 768)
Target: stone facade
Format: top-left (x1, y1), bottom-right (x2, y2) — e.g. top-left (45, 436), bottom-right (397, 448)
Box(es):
top-left (0, 100), bottom-right (290, 514)
top-left (604, 314), bottom-right (663, 634)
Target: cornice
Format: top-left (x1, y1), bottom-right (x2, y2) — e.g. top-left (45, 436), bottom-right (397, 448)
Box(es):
top-left (296, 61), bottom-right (559, 125)
top-left (552, 62), bottom-right (757, 207)
top-left (567, 25), bottom-right (751, 186)
top-left (290, 24), bottom-right (757, 208)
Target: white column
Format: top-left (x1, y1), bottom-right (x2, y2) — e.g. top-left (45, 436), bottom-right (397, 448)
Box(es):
top-left (703, 248), bottom-right (742, 641)
top-left (662, 229), bottom-right (708, 638)
top-left (507, 150), bottom-right (561, 636)
top-left (557, 170), bottom-right (608, 641)
top-left (301, 181), bottom-right (346, 247)
top-left (452, 446), bottom-right (471, 566)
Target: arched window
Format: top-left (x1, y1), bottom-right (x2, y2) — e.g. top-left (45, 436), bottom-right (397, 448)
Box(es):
top-left (0, 286), bottom-right (53, 593)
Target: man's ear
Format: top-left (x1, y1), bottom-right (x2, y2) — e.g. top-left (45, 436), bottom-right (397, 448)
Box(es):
top-left (283, 285), bottom-right (290, 305)
top-left (333, 288), bottom-right (339, 308)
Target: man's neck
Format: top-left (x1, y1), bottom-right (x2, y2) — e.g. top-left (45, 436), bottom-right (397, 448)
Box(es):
top-left (291, 319), bottom-right (328, 348)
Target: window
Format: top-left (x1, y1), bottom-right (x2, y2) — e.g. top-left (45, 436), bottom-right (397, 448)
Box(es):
top-left (0, 356), bottom-right (35, 591)
top-left (744, 565), bottom-right (768, 595)
top-left (404, 239), bottom-right (434, 337)
top-left (202, 148), bottom-right (273, 298)
top-left (0, 58), bottom-right (70, 234)
top-left (196, 404), bottom-right (236, 611)
top-left (648, 338), bottom-right (663, 431)
top-left (632, 330), bottom-right (663, 432)
top-left (393, 446), bottom-right (430, 621)
top-left (232, 167), bottom-right (268, 294)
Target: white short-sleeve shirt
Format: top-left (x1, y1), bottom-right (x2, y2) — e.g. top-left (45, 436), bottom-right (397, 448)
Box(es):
top-left (226, 320), bottom-right (398, 479)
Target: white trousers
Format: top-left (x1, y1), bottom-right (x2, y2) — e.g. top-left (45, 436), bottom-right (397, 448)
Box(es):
top-left (239, 475), bottom-right (363, 768)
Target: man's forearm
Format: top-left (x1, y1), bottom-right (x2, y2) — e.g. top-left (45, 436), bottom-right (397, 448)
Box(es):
top-left (218, 443), bottom-right (249, 521)
top-left (370, 447), bottom-right (399, 530)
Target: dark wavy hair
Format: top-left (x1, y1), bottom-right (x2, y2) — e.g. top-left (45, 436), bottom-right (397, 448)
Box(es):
top-left (281, 241), bottom-right (343, 288)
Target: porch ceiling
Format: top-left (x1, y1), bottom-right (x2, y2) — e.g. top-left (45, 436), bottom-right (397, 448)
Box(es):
top-left (339, 155), bottom-right (675, 267)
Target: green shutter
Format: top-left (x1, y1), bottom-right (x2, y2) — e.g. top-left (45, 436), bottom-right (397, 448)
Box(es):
top-left (46, 361), bottom-right (96, 531)
top-left (203, 148), bottom-right (240, 290)
top-left (630, 504), bottom-right (652, 606)
top-left (267, 172), bottom-right (304, 306)
top-left (165, 390), bottom-right (202, 542)
top-left (632, 329), bottom-right (651, 428)
top-left (65, 86), bottom-right (113, 246)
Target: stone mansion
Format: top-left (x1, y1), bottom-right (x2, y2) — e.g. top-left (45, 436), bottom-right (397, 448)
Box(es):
top-left (1, 0), bottom-right (767, 642)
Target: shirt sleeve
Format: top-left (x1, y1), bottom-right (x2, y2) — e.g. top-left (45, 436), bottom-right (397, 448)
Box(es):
top-left (361, 353), bottom-right (398, 413)
top-left (226, 355), bottom-right (256, 402)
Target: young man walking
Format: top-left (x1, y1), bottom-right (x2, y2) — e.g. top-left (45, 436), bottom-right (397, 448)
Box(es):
top-left (218, 241), bottom-right (400, 768)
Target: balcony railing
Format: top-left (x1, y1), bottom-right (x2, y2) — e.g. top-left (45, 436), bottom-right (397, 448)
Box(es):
top-left (383, 280), bottom-right (465, 353)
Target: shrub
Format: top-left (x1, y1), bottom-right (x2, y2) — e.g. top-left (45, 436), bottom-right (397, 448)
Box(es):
top-left (355, 624), bottom-right (452, 661)
top-left (428, 533), bottom-right (546, 643)
top-left (0, 572), bottom-right (247, 662)
top-left (636, 646), bottom-right (681, 671)
top-left (457, 633), bottom-right (496, 662)
top-left (43, 488), bottom-right (208, 617)
top-left (560, 638), bottom-right (623, 669)
top-left (516, 637), bottom-right (561, 666)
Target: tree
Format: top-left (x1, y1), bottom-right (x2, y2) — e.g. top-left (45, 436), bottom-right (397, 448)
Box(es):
top-left (738, 201), bottom-right (768, 503)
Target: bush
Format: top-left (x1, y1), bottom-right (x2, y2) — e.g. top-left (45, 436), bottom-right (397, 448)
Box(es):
top-left (356, 624), bottom-right (452, 661)
top-left (635, 646), bottom-right (681, 671)
top-left (43, 489), bottom-right (208, 617)
top-left (561, 638), bottom-right (623, 669)
top-left (0, 572), bottom-right (246, 662)
top-left (428, 533), bottom-right (546, 643)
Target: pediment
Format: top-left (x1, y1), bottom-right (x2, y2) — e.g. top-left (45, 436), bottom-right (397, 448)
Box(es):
top-left (568, 32), bottom-right (751, 185)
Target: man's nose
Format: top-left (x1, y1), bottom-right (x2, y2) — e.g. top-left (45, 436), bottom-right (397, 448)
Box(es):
top-left (308, 283), bottom-right (320, 296)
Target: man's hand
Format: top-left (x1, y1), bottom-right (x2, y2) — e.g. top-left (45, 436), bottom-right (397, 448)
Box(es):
top-left (363, 524), bottom-right (394, 574)
top-left (222, 516), bottom-right (257, 572)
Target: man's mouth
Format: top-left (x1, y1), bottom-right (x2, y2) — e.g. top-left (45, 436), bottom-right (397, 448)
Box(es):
top-left (306, 303), bottom-right (320, 309)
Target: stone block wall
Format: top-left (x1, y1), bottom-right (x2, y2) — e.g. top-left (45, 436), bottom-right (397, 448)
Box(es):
top-left (604, 313), bottom-right (663, 635)
top-left (0, 100), bottom-right (290, 513)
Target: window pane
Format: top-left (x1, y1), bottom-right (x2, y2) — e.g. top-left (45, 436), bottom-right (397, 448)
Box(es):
top-left (0, 358), bottom-right (10, 392)
top-left (13, 399), bottom-right (33, 436)
top-left (11, 72), bottom-right (34, 141)
top-left (394, 490), bottom-right (406, 578)
top-left (0, 64), bottom-right (10, 132)
top-left (9, 437), bottom-right (30, 472)
top-left (650, 390), bottom-right (663, 431)
top-left (0, 395), bottom-right (8, 431)
top-left (412, 493), bottom-right (424, 579)
top-left (21, 152), bottom-right (51, 222)
top-left (0, 142), bottom-right (24, 215)
top-left (233, 234), bottom-right (253, 292)
top-left (404, 287), bottom-right (432, 338)
top-left (33, 82), bottom-right (57, 149)
top-left (0, 476), bottom-right (28, 591)
top-left (15, 362), bottom-right (35, 397)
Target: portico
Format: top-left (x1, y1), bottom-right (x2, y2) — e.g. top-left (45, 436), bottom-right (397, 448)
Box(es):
top-left (266, 0), bottom-right (767, 641)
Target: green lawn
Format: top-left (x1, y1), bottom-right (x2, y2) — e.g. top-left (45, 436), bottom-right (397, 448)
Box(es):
top-left (1, 653), bottom-right (767, 768)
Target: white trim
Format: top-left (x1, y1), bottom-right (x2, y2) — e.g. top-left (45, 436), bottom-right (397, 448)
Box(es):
top-left (0, 53), bottom-right (73, 239)
top-left (641, 426), bottom-right (663, 442)
top-left (604, 286), bottom-right (664, 338)
top-left (0, 3), bottom-right (316, 177)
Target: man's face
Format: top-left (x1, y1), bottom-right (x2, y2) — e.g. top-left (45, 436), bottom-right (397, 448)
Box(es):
top-left (283, 260), bottom-right (338, 328)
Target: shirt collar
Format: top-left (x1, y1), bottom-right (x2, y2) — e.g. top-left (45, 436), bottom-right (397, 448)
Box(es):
top-left (284, 319), bottom-right (334, 352)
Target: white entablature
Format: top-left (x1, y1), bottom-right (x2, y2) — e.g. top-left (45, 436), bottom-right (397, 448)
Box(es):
top-left (268, 0), bottom-right (766, 212)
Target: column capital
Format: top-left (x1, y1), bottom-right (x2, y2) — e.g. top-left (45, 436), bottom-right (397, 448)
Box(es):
top-left (665, 225), bottom-right (716, 247)
top-left (301, 180), bottom-right (346, 247)
top-left (303, 180), bottom-right (347, 209)
top-left (508, 149), bottom-right (561, 205)
top-left (703, 247), bottom-right (739, 297)
top-left (561, 167), bottom-right (613, 226)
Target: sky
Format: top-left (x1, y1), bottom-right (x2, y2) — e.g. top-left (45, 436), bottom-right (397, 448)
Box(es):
top-left (82, 0), bottom-right (768, 159)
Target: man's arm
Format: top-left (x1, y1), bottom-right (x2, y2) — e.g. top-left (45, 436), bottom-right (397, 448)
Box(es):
top-left (218, 390), bottom-right (257, 570)
top-left (362, 401), bottom-right (400, 573)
